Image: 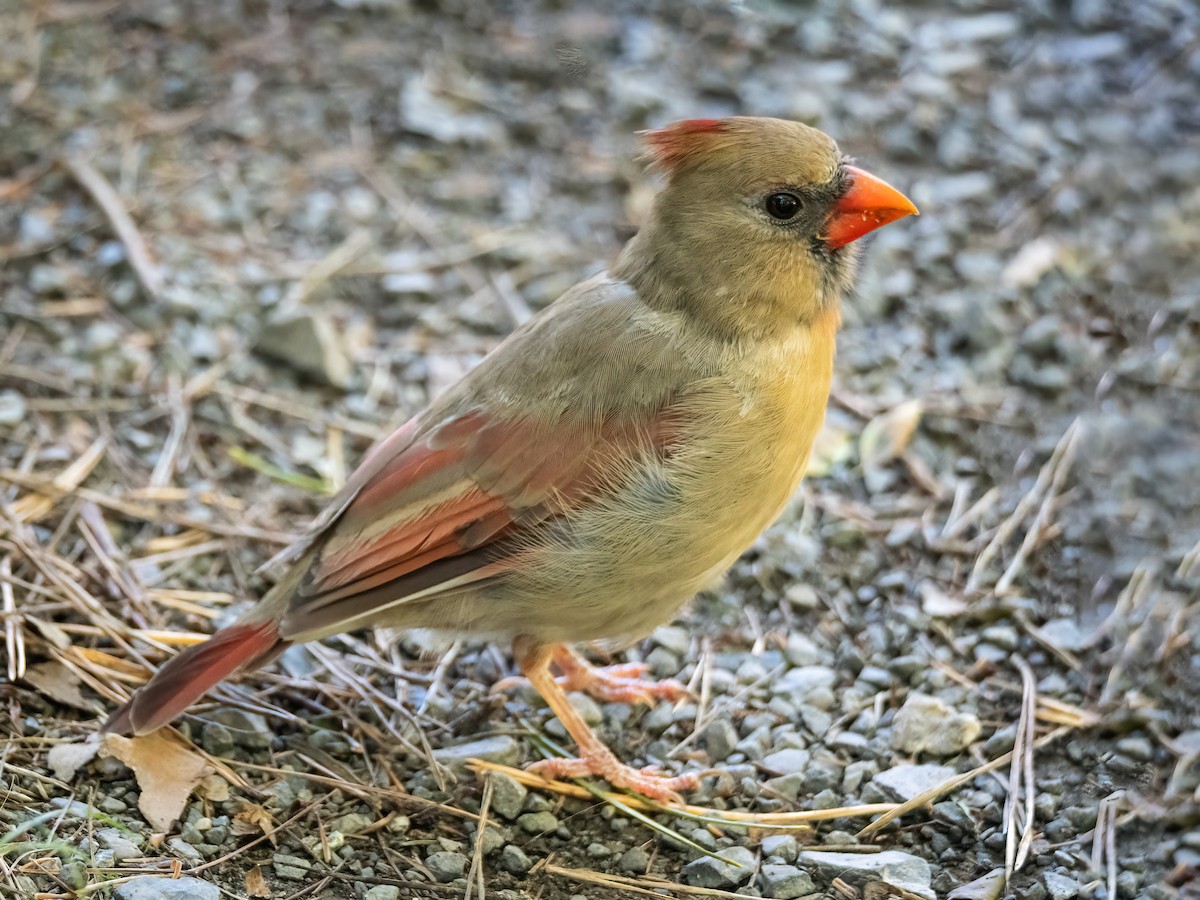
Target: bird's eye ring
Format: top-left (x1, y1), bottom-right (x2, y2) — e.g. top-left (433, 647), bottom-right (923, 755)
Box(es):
top-left (764, 192), bottom-right (802, 221)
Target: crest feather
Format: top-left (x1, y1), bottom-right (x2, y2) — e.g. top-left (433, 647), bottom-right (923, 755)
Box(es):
top-left (639, 118), bottom-right (732, 173)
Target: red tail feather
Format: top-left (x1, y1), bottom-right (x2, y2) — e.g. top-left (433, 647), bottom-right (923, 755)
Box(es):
top-left (101, 620), bottom-right (283, 736)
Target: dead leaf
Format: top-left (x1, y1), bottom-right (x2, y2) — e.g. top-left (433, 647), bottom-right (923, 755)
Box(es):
top-left (233, 802), bottom-right (277, 844)
top-left (101, 732), bottom-right (212, 831)
top-left (245, 866), bottom-right (272, 898)
top-left (806, 419), bottom-right (855, 478)
top-left (859, 399), bottom-right (923, 471)
top-left (47, 737), bottom-right (100, 781)
top-left (23, 661), bottom-right (94, 712)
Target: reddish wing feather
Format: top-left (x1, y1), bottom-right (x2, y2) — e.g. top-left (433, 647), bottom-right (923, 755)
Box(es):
top-left (279, 407), bottom-right (679, 639)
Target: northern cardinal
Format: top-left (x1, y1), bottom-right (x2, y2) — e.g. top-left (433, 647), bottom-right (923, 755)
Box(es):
top-left (103, 117), bottom-right (916, 800)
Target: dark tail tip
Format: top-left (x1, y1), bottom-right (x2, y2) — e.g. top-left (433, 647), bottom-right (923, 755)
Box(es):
top-left (98, 620), bottom-right (282, 736)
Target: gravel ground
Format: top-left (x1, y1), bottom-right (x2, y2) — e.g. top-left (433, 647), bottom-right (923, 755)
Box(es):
top-left (2, 1), bottom-right (1199, 898)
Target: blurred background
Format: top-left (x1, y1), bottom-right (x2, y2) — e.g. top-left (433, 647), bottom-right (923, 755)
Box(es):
top-left (1, 1), bottom-right (1198, 898)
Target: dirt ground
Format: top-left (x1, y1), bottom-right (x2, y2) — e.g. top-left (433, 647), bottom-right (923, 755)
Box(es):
top-left (1, 1), bottom-right (1199, 898)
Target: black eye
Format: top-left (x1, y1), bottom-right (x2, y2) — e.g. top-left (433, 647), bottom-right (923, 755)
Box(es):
top-left (765, 192), bottom-right (802, 221)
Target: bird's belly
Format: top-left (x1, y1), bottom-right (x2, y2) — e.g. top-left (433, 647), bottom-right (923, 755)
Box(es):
top-left (500, 428), bottom-right (814, 644)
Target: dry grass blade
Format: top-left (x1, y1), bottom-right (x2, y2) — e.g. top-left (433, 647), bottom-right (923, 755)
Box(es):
top-left (3, 437), bottom-right (107, 525)
top-left (468, 760), bottom-right (895, 826)
top-left (1, 556), bottom-right (24, 681)
top-left (0, 468), bottom-right (295, 544)
top-left (282, 228), bottom-right (373, 308)
top-left (1091, 792), bottom-right (1121, 900)
top-left (968, 417), bottom-right (1081, 595)
top-left (994, 419), bottom-right (1082, 594)
top-left (61, 157), bottom-right (164, 302)
top-left (540, 861), bottom-right (786, 899)
top-left (464, 773), bottom-right (493, 900)
top-left (1004, 655), bottom-right (1037, 882)
top-left (858, 725), bottom-right (1074, 838)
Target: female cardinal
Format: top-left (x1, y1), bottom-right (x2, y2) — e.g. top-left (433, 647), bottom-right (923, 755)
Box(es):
top-left (103, 117), bottom-right (917, 800)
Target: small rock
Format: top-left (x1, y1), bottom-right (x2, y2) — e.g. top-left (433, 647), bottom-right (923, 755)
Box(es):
top-left (892, 693), bottom-right (981, 755)
top-left (204, 709), bottom-right (272, 750)
top-left (703, 719), bottom-right (740, 762)
top-left (97, 829), bottom-right (141, 863)
top-left (681, 846), bottom-right (756, 889)
top-left (773, 666), bottom-right (837, 705)
top-left (272, 853), bottom-right (312, 880)
top-left (801, 758), bottom-right (842, 794)
top-left (869, 764), bottom-right (957, 803)
top-left (617, 846), bottom-right (650, 873)
top-left (425, 851), bottom-right (467, 882)
top-left (1115, 735), bottom-right (1153, 762)
top-left (167, 839), bottom-right (202, 861)
top-left (653, 625), bottom-right (690, 655)
top-left (759, 864), bottom-right (815, 899)
top-left (257, 310), bottom-right (352, 388)
top-left (364, 887), bottom-right (400, 900)
top-left (114, 876), bottom-right (220, 900)
top-left (1043, 871), bottom-right (1081, 900)
top-left (516, 811), bottom-right (558, 834)
top-left (489, 772), bottom-right (528, 820)
top-left (760, 834), bottom-right (798, 864)
top-left (330, 813), bottom-right (372, 836)
top-left (761, 748), bottom-right (811, 776)
top-left (433, 735), bottom-right (520, 771)
top-left (473, 826), bottom-right (506, 855)
top-left (0, 391), bottom-right (26, 425)
top-left (500, 844), bottom-right (533, 875)
top-left (800, 849), bottom-right (933, 900)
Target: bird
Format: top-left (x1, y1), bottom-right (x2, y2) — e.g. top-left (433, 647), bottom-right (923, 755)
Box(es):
top-left (102, 116), bottom-right (917, 801)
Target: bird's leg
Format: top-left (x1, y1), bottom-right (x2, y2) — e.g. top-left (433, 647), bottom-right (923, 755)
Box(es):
top-left (550, 645), bottom-right (689, 706)
top-left (514, 637), bottom-right (697, 803)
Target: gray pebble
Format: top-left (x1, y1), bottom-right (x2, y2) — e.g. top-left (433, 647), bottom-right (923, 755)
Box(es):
top-left (892, 693), bottom-right (981, 755)
top-left (1043, 871), bottom-right (1081, 900)
top-left (517, 811), bottom-right (558, 834)
top-left (681, 846), bottom-right (756, 889)
top-left (0, 391), bottom-right (26, 426)
top-left (433, 736), bottom-right (520, 771)
top-left (425, 851), bottom-right (467, 882)
top-left (617, 846), bottom-right (650, 873)
top-left (500, 844), bottom-right (533, 875)
top-left (868, 764), bottom-right (957, 804)
top-left (760, 835), bottom-right (797, 864)
top-left (204, 709), bottom-right (271, 750)
top-left (330, 813), bottom-right (373, 836)
top-left (761, 748), bottom-right (810, 775)
top-left (97, 829), bottom-right (141, 863)
top-left (167, 838), bottom-right (201, 861)
top-left (703, 719), bottom-right (740, 762)
top-left (800, 849), bottom-right (933, 899)
top-left (272, 853), bottom-right (312, 880)
top-left (489, 772), bottom-right (528, 821)
top-left (364, 887), bottom-right (400, 900)
top-left (759, 864), bottom-right (815, 899)
top-left (114, 877), bottom-right (219, 900)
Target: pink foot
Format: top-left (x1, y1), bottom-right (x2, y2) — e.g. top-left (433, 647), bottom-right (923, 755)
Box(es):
top-left (528, 753), bottom-right (699, 803)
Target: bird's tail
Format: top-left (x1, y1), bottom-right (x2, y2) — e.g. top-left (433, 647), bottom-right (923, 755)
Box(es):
top-left (101, 619), bottom-right (284, 736)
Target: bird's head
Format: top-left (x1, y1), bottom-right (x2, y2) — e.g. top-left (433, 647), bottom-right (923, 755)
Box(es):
top-left (617, 116), bottom-right (917, 338)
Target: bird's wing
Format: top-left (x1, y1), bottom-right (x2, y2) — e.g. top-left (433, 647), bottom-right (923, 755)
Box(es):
top-left (277, 405), bottom-right (676, 640)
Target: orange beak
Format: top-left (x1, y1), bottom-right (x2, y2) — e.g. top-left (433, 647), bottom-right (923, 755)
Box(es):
top-left (823, 165), bottom-right (918, 250)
